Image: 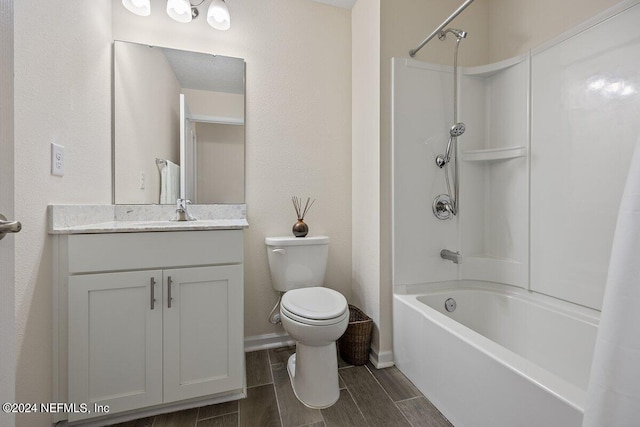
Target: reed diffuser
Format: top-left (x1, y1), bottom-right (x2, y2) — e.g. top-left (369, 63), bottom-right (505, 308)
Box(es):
top-left (291, 196), bottom-right (315, 237)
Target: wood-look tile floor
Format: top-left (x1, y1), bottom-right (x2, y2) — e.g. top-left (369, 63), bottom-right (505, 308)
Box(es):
top-left (111, 346), bottom-right (452, 427)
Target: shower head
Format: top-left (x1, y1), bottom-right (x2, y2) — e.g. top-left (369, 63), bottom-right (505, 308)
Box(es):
top-left (438, 122), bottom-right (466, 167)
top-left (450, 122), bottom-right (466, 137)
top-left (439, 28), bottom-right (468, 41)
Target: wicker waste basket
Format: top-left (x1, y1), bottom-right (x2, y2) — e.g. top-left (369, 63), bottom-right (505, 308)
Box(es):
top-left (338, 305), bottom-right (373, 366)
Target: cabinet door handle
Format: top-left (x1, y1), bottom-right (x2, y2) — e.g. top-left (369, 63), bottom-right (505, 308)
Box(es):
top-left (150, 277), bottom-right (156, 310)
top-left (167, 276), bottom-right (173, 308)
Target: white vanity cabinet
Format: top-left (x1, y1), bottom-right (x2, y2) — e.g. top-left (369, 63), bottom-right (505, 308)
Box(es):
top-left (54, 230), bottom-right (245, 423)
top-left (161, 265), bottom-right (243, 403)
top-left (68, 270), bottom-right (164, 418)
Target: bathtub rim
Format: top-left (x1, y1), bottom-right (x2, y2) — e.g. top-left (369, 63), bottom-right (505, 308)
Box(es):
top-left (398, 280), bottom-right (600, 325)
top-left (393, 280), bottom-right (600, 414)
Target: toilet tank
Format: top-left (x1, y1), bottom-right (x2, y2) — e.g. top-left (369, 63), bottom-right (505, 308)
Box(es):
top-left (265, 236), bottom-right (329, 292)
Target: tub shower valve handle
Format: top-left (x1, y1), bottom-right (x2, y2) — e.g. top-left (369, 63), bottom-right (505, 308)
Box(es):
top-left (433, 194), bottom-right (455, 220)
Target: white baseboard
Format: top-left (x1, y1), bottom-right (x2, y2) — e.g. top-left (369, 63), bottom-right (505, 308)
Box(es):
top-left (243, 332), bottom-right (395, 369)
top-left (244, 331), bottom-right (295, 352)
top-left (369, 344), bottom-right (394, 369)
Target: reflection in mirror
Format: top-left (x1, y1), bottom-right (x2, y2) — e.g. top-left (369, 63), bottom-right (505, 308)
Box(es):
top-left (113, 41), bottom-right (245, 204)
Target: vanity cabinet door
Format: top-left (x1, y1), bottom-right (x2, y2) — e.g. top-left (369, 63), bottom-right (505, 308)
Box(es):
top-left (68, 270), bottom-right (163, 421)
top-left (163, 265), bottom-right (244, 403)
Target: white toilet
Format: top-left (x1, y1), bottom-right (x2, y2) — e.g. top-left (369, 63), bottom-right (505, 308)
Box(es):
top-left (265, 236), bottom-right (348, 409)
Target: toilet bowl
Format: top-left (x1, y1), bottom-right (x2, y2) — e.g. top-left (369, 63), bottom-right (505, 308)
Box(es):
top-left (264, 236), bottom-right (348, 408)
top-left (280, 287), bottom-right (348, 408)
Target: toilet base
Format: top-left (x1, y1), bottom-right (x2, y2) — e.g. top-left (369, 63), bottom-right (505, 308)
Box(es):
top-left (287, 341), bottom-right (340, 409)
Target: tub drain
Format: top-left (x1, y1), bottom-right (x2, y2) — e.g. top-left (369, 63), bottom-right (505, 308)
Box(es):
top-left (444, 298), bottom-right (457, 312)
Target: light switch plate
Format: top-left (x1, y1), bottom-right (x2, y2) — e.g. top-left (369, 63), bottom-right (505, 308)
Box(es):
top-left (51, 143), bottom-right (64, 176)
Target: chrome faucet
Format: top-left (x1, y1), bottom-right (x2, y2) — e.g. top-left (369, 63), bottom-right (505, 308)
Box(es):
top-left (441, 249), bottom-right (462, 264)
top-left (173, 198), bottom-right (196, 221)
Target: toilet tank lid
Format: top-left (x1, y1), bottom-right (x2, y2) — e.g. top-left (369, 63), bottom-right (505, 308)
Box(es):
top-left (265, 236), bottom-right (329, 246)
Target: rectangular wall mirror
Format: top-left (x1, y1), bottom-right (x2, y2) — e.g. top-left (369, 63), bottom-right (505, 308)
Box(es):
top-left (113, 41), bottom-right (245, 204)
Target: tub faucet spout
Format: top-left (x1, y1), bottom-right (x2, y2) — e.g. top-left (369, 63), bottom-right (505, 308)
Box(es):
top-left (441, 249), bottom-right (462, 264)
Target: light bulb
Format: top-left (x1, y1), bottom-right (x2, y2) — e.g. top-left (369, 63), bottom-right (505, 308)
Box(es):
top-left (207, 0), bottom-right (230, 30)
top-left (122, 0), bottom-right (150, 16)
top-left (167, 0), bottom-right (193, 23)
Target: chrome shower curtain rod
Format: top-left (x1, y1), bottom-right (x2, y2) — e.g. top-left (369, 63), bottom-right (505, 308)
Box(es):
top-left (409, 0), bottom-right (475, 57)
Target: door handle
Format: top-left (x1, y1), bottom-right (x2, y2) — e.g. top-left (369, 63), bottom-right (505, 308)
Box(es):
top-left (167, 276), bottom-right (173, 308)
top-left (0, 214), bottom-right (22, 240)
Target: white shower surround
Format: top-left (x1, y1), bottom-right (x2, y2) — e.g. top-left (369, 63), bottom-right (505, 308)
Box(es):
top-left (392, 1), bottom-right (640, 425)
top-left (393, 0), bottom-right (640, 306)
top-left (392, 54), bottom-right (530, 289)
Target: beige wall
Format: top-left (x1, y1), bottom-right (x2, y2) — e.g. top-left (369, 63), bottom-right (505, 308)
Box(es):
top-left (183, 89), bottom-right (244, 120)
top-left (195, 122), bottom-right (245, 203)
top-left (114, 41), bottom-right (181, 204)
top-left (488, 0), bottom-right (622, 62)
top-left (382, 0), bottom-right (490, 67)
top-left (351, 0), bottom-right (382, 357)
top-left (14, 1), bottom-right (112, 426)
top-left (113, 0), bottom-right (352, 339)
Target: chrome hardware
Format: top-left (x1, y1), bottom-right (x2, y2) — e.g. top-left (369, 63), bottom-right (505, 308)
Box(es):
top-left (435, 123), bottom-right (465, 215)
top-left (167, 276), bottom-right (173, 308)
top-left (449, 122), bottom-right (466, 137)
top-left (0, 213), bottom-right (22, 240)
top-left (445, 298), bottom-right (457, 312)
top-left (433, 194), bottom-right (454, 220)
top-left (441, 249), bottom-right (462, 264)
top-left (172, 198), bottom-right (196, 221)
top-left (438, 124), bottom-right (466, 170)
top-left (409, 0), bottom-right (474, 57)
top-left (438, 28), bottom-right (468, 42)
top-left (272, 248), bottom-right (286, 255)
top-left (150, 277), bottom-right (156, 310)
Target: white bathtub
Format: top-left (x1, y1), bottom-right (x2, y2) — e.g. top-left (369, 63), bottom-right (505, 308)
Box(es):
top-left (393, 281), bottom-right (599, 427)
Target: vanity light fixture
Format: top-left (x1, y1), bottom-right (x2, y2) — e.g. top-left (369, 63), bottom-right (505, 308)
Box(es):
top-left (123, 0), bottom-right (230, 30)
top-left (167, 0), bottom-right (193, 23)
top-left (122, 0), bottom-right (150, 16)
top-left (207, 0), bottom-right (231, 31)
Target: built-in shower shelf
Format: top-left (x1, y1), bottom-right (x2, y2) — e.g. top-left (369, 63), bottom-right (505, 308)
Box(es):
top-left (463, 146), bottom-right (527, 162)
top-left (463, 54), bottom-right (528, 77)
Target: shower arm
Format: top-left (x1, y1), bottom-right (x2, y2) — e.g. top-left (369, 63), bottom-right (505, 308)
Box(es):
top-left (409, 0), bottom-right (475, 57)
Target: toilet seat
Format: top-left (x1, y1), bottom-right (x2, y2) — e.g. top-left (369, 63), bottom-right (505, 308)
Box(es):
top-left (281, 304), bottom-right (349, 326)
top-left (281, 287), bottom-right (348, 326)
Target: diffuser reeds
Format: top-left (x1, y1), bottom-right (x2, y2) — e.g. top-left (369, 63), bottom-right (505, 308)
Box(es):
top-left (292, 196), bottom-right (315, 220)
